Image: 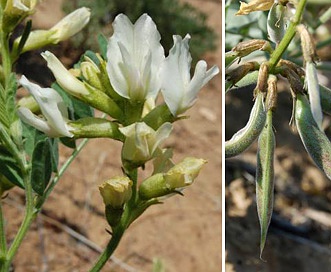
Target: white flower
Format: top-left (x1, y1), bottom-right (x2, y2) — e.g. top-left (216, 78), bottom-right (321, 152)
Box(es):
top-left (41, 51), bottom-right (90, 96)
top-left (19, 7), bottom-right (91, 52)
top-left (119, 122), bottom-right (172, 164)
top-left (107, 14), bottom-right (165, 101)
top-left (161, 35), bottom-right (219, 116)
top-left (18, 76), bottom-right (73, 137)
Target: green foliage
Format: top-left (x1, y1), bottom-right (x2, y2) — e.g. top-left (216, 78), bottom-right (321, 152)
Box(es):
top-left (63, 0), bottom-right (217, 62)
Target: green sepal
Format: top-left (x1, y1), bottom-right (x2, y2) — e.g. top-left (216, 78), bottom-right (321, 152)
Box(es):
top-left (142, 104), bottom-right (177, 130)
top-left (70, 117), bottom-right (124, 141)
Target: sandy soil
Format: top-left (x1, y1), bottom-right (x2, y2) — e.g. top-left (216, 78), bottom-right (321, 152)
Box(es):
top-left (2, 0), bottom-right (222, 271)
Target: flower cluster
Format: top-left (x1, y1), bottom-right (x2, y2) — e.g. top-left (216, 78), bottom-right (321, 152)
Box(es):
top-left (17, 13), bottom-right (218, 215)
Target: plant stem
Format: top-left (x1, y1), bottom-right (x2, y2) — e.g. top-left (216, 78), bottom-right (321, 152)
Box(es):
top-left (268, 0), bottom-right (307, 71)
top-left (88, 226), bottom-right (126, 272)
top-left (0, 200), bottom-right (7, 260)
top-left (2, 172), bottom-right (35, 272)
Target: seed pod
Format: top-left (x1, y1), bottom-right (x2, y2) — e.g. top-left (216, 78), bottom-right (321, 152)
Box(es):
top-left (295, 94), bottom-right (331, 179)
top-left (320, 84), bottom-right (331, 115)
top-left (225, 92), bottom-right (266, 158)
top-left (256, 109), bottom-right (275, 258)
top-left (305, 62), bottom-right (323, 129)
top-left (267, 3), bottom-right (286, 45)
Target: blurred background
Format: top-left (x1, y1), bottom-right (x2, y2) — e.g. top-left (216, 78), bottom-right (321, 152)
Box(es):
top-left (5, 0), bottom-right (221, 271)
top-left (225, 1), bottom-right (331, 271)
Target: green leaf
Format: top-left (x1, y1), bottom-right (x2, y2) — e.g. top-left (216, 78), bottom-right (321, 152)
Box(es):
top-left (256, 110), bottom-right (275, 258)
top-left (31, 138), bottom-right (53, 195)
top-left (0, 145), bottom-right (24, 188)
top-left (97, 33), bottom-right (108, 60)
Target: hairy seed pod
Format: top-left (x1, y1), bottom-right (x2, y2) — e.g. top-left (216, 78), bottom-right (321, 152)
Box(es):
top-left (295, 94), bottom-right (331, 179)
top-left (320, 84), bottom-right (331, 115)
top-left (256, 109), bottom-right (275, 259)
top-left (225, 92), bottom-right (266, 158)
top-left (267, 3), bottom-right (286, 45)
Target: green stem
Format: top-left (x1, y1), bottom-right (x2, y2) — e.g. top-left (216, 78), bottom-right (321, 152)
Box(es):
top-left (35, 138), bottom-right (90, 210)
top-left (88, 226), bottom-right (126, 272)
top-left (268, 0), bottom-right (307, 71)
top-left (0, 200), bottom-right (7, 261)
top-left (2, 171), bottom-right (34, 272)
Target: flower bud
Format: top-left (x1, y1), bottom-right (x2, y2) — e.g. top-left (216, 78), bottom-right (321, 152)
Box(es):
top-left (15, 7), bottom-right (90, 53)
top-left (119, 122), bottom-right (172, 166)
top-left (80, 60), bottom-right (103, 90)
top-left (99, 177), bottom-right (133, 208)
top-left (99, 176), bottom-right (132, 227)
top-left (2, 0), bottom-right (38, 33)
top-left (164, 157), bottom-right (207, 189)
top-left (139, 157), bottom-right (206, 200)
top-left (42, 51), bottom-right (123, 119)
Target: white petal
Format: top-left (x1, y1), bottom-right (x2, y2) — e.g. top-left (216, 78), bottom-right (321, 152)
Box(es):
top-left (152, 122), bottom-right (173, 154)
top-left (41, 51), bottom-right (89, 96)
top-left (18, 107), bottom-right (55, 136)
top-left (107, 14), bottom-right (164, 101)
top-left (19, 76), bottom-right (73, 137)
top-left (161, 35), bottom-right (191, 116)
top-left (51, 7), bottom-right (90, 42)
top-left (185, 61), bottom-right (219, 109)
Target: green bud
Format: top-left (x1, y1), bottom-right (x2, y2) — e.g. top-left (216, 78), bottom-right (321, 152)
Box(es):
top-left (69, 117), bottom-right (124, 141)
top-left (139, 157), bottom-right (206, 200)
top-left (2, 0), bottom-right (38, 33)
top-left (99, 176), bottom-right (133, 208)
top-left (164, 157), bottom-right (207, 188)
top-left (81, 59), bottom-right (103, 90)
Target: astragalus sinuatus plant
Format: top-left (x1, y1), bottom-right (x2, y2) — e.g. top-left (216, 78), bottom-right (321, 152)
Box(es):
top-left (0, 3), bottom-right (218, 271)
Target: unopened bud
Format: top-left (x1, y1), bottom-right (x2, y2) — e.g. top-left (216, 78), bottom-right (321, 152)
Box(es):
top-left (139, 157), bottom-right (206, 200)
top-left (164, 157), bottom-right (207, 189)
top-left (99, 177), bottom-right (133, 208)
top-left (81, 60), bottom-right (103, 90)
